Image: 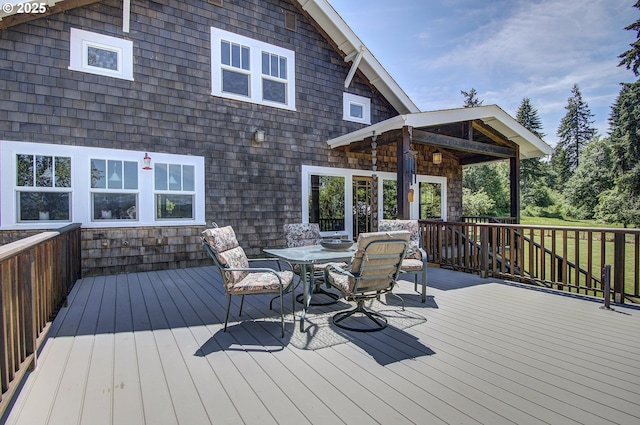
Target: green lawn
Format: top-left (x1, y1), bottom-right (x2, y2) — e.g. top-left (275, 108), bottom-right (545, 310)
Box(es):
top-left (520, 216), bottom-right (631, 229)
top-left (517, 216), bottom-right (639, 297)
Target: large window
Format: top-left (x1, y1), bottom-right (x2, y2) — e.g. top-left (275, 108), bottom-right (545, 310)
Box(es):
top-left (16, 154), bottom-right (71, 222)
top-left (155, 163), bottom-right (195, 220)
top-left (90, 159), bottom-right (138, 221)
top-left (211, 27), bottom-right (296, 110)
top-left (1, 141), bottom-right (205, 229)
top-left (69, 28), bottom-right (134, 80)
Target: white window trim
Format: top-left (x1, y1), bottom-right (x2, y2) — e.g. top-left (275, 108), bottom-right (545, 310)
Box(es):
top-left (69, 28), bottom-right (134, 81)
top-left (301, 165), bottom-right (447, 239)
top-left (343, 92), bottom-right (371, 124)
top-left (211, 27), bottom-right (296, 111)
top-left (0, 141), bottom-right (205, 229)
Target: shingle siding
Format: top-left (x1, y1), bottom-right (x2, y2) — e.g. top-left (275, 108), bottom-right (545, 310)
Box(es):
top-left (0, 0), bottom-right (460, 276)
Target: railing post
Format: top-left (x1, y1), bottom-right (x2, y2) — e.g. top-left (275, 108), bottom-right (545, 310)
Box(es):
top-left (600, 264), bottom-right (613, 310)
top-left (480, 226), bottom-right (489, 278)
top-left (613, 233), bottom-right (625, 304)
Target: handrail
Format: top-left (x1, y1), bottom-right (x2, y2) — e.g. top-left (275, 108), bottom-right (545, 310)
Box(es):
top-left (0, 224), bottom-right (81, 417)
top-left (420, 220), bottom-right (640, 304)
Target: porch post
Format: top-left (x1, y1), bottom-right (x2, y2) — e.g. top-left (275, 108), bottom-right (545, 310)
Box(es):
top-left (510, 145), bottom-right (520, 223)
top-left (397, 126), bottom-right (411, 219)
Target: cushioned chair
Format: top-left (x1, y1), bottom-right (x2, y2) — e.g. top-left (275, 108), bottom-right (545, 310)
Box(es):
top-left (378, 219), bottom-right (428, 302)
top-left (324, 230), bottom-right (410, 332)
top-left (283, 223), bottom-right (344, 306)
top-left (202, 224), bottom-right (295, 337)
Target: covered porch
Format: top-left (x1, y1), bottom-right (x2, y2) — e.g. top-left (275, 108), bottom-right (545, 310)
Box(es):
top-left (328, 105), bottom-right (552, 222)
top-left (3, 265), bottom-right (639, 425)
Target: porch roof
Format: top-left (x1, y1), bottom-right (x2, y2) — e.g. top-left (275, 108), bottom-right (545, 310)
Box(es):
top-left (328, 105), bottom-right (553, 163)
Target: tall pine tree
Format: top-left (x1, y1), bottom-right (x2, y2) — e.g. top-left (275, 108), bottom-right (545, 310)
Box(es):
top-left (461, 88), bottom-right (483, 107)
top-left (515, 98), bottom-right (546, 197)
top-left (553, 84), bottom-right (597, 185)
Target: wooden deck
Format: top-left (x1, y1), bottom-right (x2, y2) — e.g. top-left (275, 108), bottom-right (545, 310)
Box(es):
top-left (2, 265), bottom-right (640, 425)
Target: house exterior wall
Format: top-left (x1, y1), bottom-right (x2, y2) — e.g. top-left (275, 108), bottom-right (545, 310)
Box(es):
top-left (0, 0), bottom-right (462, 276)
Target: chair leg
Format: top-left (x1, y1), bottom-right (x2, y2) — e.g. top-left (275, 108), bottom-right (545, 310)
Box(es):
top-left (239, 295), bottom-right (245, 315)
top-left (224, 295), bottom-right (231, 332)
top-left (421, 268), bottom-right (427, 303)
top-left (279, 288), bottom-right (285, 338)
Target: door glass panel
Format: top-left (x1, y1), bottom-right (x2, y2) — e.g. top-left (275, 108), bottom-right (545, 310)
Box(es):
top-left (308, 175), bottom-right (345, 232)
top-left (420, 182), bottom-right (442, 219)
top-left (383, 179), bottom-right (397, 219)
top-left (352, 177), bottom-right (372, 238)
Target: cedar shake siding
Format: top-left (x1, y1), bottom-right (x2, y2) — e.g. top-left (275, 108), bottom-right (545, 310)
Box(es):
top-left (0, 0), bottom-right (461, 276)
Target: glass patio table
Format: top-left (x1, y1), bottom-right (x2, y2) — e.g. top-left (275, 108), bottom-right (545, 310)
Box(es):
top-left (263, 244), bottom-right (355, 332)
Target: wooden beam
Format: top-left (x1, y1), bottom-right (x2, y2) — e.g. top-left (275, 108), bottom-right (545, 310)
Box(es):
top-left (412, 129), bottom-right (516, 158)
top-left (510, 144), bottom-right (521, 222)
top-left (471, 120), bottom-right (517, 148)
top-left (0, 0), bottom-right (104, 30)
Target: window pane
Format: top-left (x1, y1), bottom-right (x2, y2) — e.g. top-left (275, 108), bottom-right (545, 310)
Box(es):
top-left (271, 54), bottom-right (278, 77)
top-left (87, 46), bottom-right (118, 71)
top-left (55, 157), bottom-right (71, 187)
top-left (241, 46), bottom-right (250, 70)
top-left (383, 180), bottom-right (397, 219)
top-left (350, 103), bottom-right (364, 119)
top-left (279, 57), bottom-right (286, 79)
top-left (16, 154), bottom-right (33, 187)
top-left (420, 182), bottom-right (442, 219)
top-left (92, 193), bottom-right (137, 220)
top-left (309, 175), bottom-right (345, 232)
top-left (169, 164), bottom-right (181, 191)
top-left (183, 165), bottom-right (195, 191)
top-left (123, 161), bottom-right (138, 190)
top-left (156, 194), bottom-right (193, 219)
top-left (91, 159), bottom-right (106, 188)
top-left (221, 40), bottom-right (230, 65)
top-left (155, 163), bottom-right (167, 190)
top-left (18, 192), bottom-right (70, 221)
top-left (222, 69), bottom-right (249, 96)
top-left (231, 43), bottom-right (240, 68)
top-left (262, 52), bottom-right (269, 75)
top-left (108, 160), bottom-right (122, 189)
top-left (36, 155), bottom-right (53, 187)
top-left (262, 79), bottom-right (286, 104)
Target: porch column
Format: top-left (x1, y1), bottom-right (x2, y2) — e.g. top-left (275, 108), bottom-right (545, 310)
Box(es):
top-left (397, 125), bottom-right (411, 219)
top-left (510, 145), bottom-right (520, 223)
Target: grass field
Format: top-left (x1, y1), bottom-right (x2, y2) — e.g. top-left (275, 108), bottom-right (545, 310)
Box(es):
top-left (516, 217), bottom-right (639, 297)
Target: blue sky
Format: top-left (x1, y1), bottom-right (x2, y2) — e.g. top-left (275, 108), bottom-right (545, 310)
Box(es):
top-left (330, 0), bottom-right (637, 146)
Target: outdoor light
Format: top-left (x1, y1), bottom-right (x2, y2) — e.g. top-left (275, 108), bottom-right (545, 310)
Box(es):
top-left (254, 130), bottom-right (265, 144)
top-left (433, 150), bottom-right (442, 165)
top-left (143, 153), bottom-right (152, 170)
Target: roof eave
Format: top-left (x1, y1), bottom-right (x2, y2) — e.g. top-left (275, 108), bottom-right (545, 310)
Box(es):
top-left (295, 0), bottom-right (420, 115)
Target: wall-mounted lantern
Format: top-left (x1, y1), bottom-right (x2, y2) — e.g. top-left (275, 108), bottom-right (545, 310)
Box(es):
top-left (143, 153), bottom-right (152, 170)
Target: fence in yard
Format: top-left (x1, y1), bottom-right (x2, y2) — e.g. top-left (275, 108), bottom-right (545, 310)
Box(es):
top-left (0, 224), bottom-right (81, 417)
top-left (420, 220), bottom-right (640, 304)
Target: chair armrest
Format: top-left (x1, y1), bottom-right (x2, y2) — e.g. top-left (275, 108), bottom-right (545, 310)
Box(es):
top-left (222, 266), bottom-right (288, 287)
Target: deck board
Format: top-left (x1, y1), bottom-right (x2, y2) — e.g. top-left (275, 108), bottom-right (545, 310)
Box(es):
top-left (4, 266), bottom-right (640, 425)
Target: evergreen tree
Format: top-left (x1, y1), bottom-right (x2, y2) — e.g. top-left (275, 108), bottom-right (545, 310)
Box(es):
top-left (563, 137), bottom-right (614, 219)
top-left (554, 84), bottom-right (597, 183)
top-left (461, 88), bottom-right (483, 107)
top-left (515, 97), bottom-right (547, 199)
top-left (618, 1), bottom-right (640, 76)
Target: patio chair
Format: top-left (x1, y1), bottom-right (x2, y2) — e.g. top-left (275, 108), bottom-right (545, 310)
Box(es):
top-left (324, 230), bottom-right (410, 332)
top-left (378, 219), bottom-right (428, 302)
top-left (283, 223), bottom-right (345, 306)
top-left (202, 224), bottom-right (295, 337)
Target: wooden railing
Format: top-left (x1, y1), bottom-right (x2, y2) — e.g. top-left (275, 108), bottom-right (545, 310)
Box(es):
top-left (420, 220), bottom-right (640, 304)
top-left (0, 224), bottom-right (81, 416)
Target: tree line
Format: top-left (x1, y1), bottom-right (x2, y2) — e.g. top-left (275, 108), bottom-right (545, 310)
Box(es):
top-left (462, 1), bottom-right (640, 227)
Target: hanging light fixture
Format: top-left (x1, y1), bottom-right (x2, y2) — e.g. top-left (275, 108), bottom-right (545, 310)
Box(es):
top-left (433, 150), bottom-right (442, 165)
top-left (143, 153), bottom-right (152, 170)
